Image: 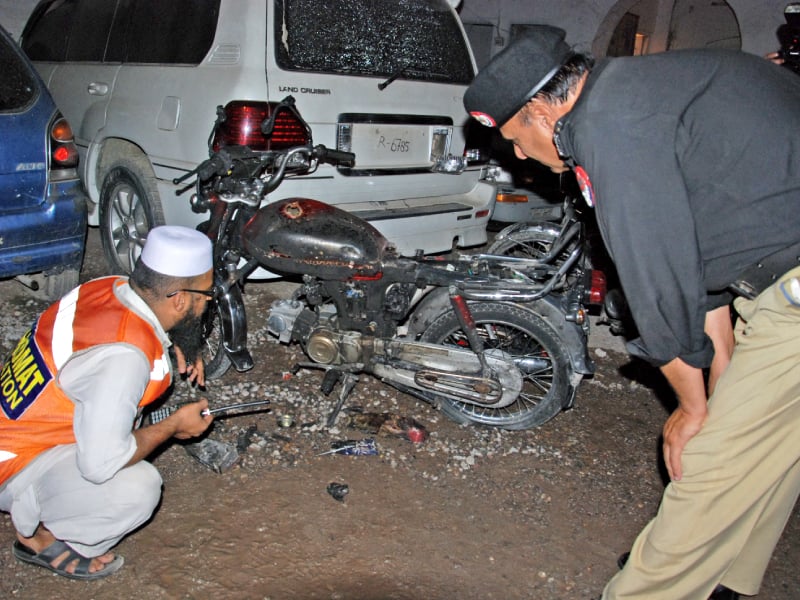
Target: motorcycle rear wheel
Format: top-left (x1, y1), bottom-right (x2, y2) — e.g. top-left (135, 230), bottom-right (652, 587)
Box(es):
top-left (488, 222), bottom-right (560, 258)
top-left (488, 222), bottom-right (582, 290)
top-left (419, 302), bottom-right (571, 430)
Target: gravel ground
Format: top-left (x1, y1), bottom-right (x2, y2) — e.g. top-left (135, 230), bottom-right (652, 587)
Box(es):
top-left (0, 229), bottom-right (797, 599)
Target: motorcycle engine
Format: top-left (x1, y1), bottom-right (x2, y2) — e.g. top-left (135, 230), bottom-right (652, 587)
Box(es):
top-left (306, 327), bottom-right (363, 365)
top-left (267, 298), bottom-right (363, 365)
top-left (266, 299), bottom-right (305, 343)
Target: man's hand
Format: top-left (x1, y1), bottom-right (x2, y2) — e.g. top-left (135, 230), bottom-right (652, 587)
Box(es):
top-left (129, 399), bottom-right (213, 466)
top-left (766, 51), bottom-right (785, 65)
top-left (659, 357), bottom-right (708, 481)
top-left (170, 399), bottom-right (214, 440)
top-left (662, 404), bottom-right (706, 481)
top-left (174, 345), bottom-right (206, 387)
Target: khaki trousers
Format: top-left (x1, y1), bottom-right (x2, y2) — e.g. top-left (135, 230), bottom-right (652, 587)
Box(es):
top-left (603, 266), bottom-right (800, 599)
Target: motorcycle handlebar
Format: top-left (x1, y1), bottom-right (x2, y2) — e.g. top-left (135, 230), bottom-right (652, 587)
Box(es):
top-left (312, 145), bottom-right (356, 168)
top-left (173, 150), bottom-right (234, 185)
top-left (174, 142), bottom-right (355, 198)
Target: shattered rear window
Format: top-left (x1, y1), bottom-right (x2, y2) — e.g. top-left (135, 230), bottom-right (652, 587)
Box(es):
top-left (274, 0), bottom-right (474, 85)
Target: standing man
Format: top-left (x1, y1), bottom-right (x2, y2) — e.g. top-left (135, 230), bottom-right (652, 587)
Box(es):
top-left (464, 27), bottom-right (800, 599)
top-left (0, 225), bottom-right (216, 580)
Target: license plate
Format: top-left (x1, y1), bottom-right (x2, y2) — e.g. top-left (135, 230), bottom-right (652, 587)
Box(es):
top-left (348, 123), bottom-right (431, 169)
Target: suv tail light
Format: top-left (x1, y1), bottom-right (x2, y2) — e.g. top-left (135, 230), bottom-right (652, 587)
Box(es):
top-left (212, 101), bottom-right (310, 152)
top-left (49, 114), bottom-right (79, 178)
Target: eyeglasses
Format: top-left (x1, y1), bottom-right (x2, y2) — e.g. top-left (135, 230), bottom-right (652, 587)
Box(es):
top-left (166, 287), bottom-right (217, 299)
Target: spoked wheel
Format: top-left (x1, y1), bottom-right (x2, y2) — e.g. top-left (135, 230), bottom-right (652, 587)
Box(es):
top-left (419, 302), bottom-right (572, 430)
top-left (488, 222), bottom-right (582, 290)
top-left (488, 222), bottom-right (561, 259)
top-left (201, 301), bottom-right (232, 380)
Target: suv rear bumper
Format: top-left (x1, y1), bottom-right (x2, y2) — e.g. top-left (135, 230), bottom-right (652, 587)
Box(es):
top-left (347, 180), bottom-right (495, 256)
top-left (158, 175), bottom-right (495, 260)
top-left (0, 181), bottom-right (88, 278)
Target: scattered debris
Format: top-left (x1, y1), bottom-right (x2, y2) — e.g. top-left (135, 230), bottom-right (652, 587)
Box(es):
top-left (184, 438), bottom-right (240, 473)
top-left (346, 411), bottom-right (428, 442)
top-left (326, 482), bottom-right (349, 502)
top-left (236, 425), bottom-right (259, 453)
top-left (317, 438), bottom-right (379, 456)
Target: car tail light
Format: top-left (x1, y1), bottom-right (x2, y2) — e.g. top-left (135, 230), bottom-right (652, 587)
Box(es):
top-left (212, 101), bottom-right (309, 152)
top-left (495, 191), bottom-right (528, 204)
top-left (585, 269), bottom-right (607, 305)
top-left (49, 115), bottom-right (79, 172)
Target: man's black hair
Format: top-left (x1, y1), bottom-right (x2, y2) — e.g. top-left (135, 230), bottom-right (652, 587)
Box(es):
top-left (536, 53), bottom-right (595, 104)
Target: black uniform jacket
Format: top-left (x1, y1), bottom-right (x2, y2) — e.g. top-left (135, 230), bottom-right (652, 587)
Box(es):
top-left (555, 49), bottom-right (800, 368)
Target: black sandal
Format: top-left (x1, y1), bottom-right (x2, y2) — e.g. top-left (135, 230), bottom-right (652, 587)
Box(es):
top-left (12, 539), bottom-right (124, 580)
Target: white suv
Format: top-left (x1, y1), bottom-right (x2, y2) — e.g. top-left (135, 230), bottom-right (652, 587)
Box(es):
top-left (21, 0), bottom-right (493, 274)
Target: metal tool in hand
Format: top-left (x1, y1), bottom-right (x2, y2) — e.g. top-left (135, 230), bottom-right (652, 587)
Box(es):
top-left (200, 400), bottom-right (272, 417)
top-left (148, 400), bottom-right (271, 424)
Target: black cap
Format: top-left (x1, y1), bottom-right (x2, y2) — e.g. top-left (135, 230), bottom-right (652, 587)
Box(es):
top-left (464, 26), bottom-right (571, 128)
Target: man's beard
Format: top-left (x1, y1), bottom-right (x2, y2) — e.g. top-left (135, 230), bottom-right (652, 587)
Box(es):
top-left (169, 310), bottom-right (205, 365)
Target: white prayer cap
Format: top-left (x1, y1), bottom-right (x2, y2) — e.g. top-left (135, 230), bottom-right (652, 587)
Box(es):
top-left (140, 226), bottom-right (213, 277)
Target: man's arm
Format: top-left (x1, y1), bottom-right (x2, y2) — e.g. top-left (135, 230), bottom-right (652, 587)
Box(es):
top-left (63, 346), bottom-right (212, 482)
top-left (704, 304), bottom-right (734, 395)
top-left (660, 305), bottom-right (735, 481)
top-left (660, 358), bottom-right (707, 482)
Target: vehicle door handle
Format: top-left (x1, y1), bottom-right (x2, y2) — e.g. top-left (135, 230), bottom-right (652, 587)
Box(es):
top-left (87, 82), bottom-right (109, 96)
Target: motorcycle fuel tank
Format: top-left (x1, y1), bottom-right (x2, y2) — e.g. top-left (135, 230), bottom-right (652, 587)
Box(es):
top-left (243, 198), bottom-right (391, 279)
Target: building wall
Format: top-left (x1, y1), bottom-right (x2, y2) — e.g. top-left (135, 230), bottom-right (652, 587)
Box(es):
top-left (459, 0), bottom-right (789, 60)
top-left (0, 0), bottom-right (38, 39)
top-left (0, 0), bottom-right (791, 59)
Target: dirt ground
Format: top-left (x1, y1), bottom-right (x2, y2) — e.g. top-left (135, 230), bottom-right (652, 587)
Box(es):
top-left (0, 229), bottom-right (797, 600)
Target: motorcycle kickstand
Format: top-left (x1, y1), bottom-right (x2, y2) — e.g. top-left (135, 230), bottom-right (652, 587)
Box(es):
top-left (326, 372), bottom-right (359, 428)
top-left (292, 363), bottom-right (360, 428)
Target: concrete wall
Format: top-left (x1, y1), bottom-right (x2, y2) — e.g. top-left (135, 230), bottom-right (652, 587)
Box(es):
top-left (0, 0), bottom-right (38, 40)
top-left (1, 0), bottom-right (791, 57)
top-left (459, 0), bottom-right (789, 59)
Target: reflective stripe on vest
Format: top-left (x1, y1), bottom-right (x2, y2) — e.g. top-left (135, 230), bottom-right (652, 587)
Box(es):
top-left (0, 277), bottom-right (172, 483)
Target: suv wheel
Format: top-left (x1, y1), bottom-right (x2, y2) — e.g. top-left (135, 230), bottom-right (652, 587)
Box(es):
top-left (99, 159), bottom-right (164, 274)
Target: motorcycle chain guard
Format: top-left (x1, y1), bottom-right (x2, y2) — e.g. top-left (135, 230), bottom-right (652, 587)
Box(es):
top-left (414, 369), bottom-right (503, 404)
top-left (371, 340), bottom-right (523, 408)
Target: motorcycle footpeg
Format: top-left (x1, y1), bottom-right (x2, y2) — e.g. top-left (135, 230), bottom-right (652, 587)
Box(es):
top-left (321, 369), bottom-right (342, 395)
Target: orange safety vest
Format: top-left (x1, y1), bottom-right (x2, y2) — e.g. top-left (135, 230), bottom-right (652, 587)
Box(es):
top-left (0, 276), bottom-right (172, 484)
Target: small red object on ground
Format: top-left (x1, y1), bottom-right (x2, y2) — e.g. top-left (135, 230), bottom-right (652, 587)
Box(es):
top-left (406, 426), bottom-right (427, 443)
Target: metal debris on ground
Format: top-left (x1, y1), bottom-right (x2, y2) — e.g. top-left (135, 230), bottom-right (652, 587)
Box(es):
top-left (184, 438), bottom-right (240, 473)
top-left (326, 482), bottom-right (349, 502)
top-left (346, 411), bottom-right (428, 442)
top-left (317, 438), bottom-right (379, 456)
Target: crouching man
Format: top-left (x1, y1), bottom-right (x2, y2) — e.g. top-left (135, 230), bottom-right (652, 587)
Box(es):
top-left (0, 226), bottom-right (216, 580)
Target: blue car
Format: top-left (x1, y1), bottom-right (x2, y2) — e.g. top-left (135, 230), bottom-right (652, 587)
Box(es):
top-left (0, 24), bottom-right (87, 300)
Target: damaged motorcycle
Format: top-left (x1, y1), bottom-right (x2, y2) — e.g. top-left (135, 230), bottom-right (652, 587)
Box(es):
top-left (176, 97), bottom-right (602, 429)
